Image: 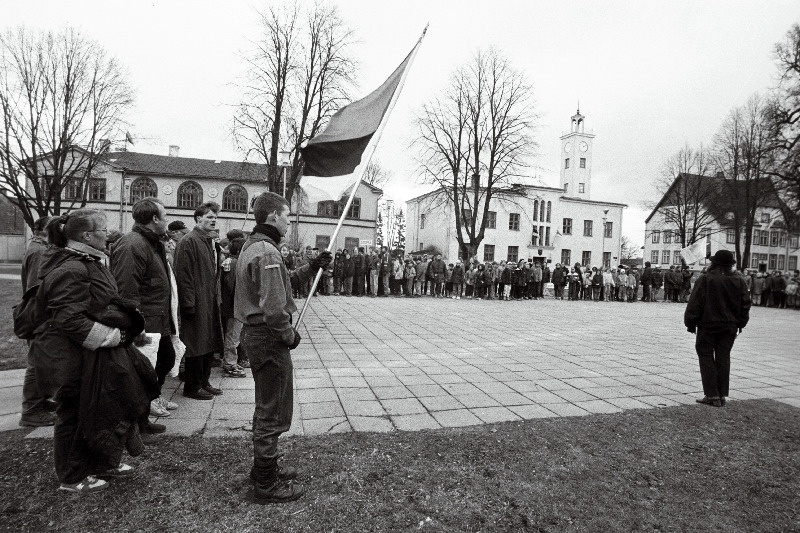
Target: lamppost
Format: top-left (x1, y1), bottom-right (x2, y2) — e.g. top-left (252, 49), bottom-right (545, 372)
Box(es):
top-left (278, 150), bottom-right (291, 199)
top-left (602, 208), bottom-right (609, 268)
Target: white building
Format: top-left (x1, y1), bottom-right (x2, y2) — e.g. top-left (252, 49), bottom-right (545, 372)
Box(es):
top-left (407, 110), bottom-right (626, 267)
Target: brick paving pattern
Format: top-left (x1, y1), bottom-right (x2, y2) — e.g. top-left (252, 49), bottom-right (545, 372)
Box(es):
top-left (2, 296), bottom-right (798, 439)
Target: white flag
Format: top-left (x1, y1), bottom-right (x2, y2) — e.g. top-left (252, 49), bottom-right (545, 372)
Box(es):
top-left (681, 240), bottom-right (706, 265)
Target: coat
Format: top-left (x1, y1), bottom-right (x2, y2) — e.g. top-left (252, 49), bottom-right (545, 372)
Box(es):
top-left (685, 268), bottom-right (751, 331)
top-left (342, 256), bottom-right (355, 277)
top-left (174, 226), bottom-right (223, 358)
top-left (451, 265), bottom-right (465, 284)
top-left (429, 259), bottom-right (447, 282)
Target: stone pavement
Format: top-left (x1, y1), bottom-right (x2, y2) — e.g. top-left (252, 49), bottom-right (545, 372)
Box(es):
top-left (2, 296), bottom-right (799, 439)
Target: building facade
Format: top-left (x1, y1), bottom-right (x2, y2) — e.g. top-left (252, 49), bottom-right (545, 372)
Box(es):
top-left (407, 110), bottom-right (627, 267)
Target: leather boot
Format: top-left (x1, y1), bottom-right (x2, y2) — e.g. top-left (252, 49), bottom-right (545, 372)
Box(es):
top-left (250, 461), bottom-right (302, 483)
top-left (253, 458), bottom-right (304, 503)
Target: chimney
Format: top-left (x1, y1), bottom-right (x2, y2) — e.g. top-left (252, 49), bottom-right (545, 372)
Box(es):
top-left (168, 145), bottom-right (180, 157)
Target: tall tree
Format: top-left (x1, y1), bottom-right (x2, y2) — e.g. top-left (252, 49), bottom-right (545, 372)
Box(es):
top-left (712, 94), bottom-right (778, 269)
top-left (619, 235), bottom-right (640, 262)
top-left (414, 48), bottom-right (537, 259)
top-left (0, 27), bottom-right (133, 228)
top-left (393, 207), bottom-right (406, 255)
top-left (362, 159), bottom-right (391, 189)
top-left (646, 143), bottom-right (719, 247)
top-left (232, 0), bottom-right (356, 201)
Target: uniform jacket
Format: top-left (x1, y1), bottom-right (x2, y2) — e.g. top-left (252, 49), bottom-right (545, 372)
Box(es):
top-left (174, 226), bottom-right (223, 357)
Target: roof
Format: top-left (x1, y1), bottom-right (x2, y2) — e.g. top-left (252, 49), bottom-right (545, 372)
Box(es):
top-left (102, 151), bottom-right (268, 183)
top-left (406, 184), bottom-right (627, 208)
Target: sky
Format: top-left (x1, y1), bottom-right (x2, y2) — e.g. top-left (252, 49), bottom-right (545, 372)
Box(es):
top-left (4, 0), bottom-right (798, 244)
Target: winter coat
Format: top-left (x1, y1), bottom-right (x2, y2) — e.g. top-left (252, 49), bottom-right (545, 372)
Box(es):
top-left (415, 260), bottom-right (429, 281)
top-left (772, 275), bottom-right (787, 293)
top-left (640, 266), bottom-right (653, 285)
top-left (393, 259), bottom-right (404, 280)
top-left (21, 236), bottom-right (48, 293)
top-left (532, 266), bottom-right (543, 283)
top-left (333, 256), bottom-right (344, 278)
top-left (110, 224), bottom-right (173, 335)
top-left (543, 266), bottom-right (551, 283)
top-left (552, 268), bottom-right (565, 286)
top-left (174, 226), bottom-right (223, 358)
top-left (465, 269), bottom-right (476, 286)
top-left (429, 259), bottom-right (447, 282)
top-left (501, 266), bottom-right (513, 284)
top-left (651, 270), bottom-right (664, 288)
top-left (354, 254), bottom-right (367, 275)
top-left (685, 267), bottom-right (751, 331)
top-left (342, 257), bottom-right (355, 277)
top-left (514, 268), bottom-right (527, 287)
top-left (681, 269), bottom-right (693, 289)
top-left (220, 256), bottom-right (238, 320)
top-left (451, 265), bottom-right (465, 284)
top-left (592, 272), bottom-right (603, 286)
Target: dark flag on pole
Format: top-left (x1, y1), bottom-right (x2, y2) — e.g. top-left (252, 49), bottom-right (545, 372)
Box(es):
top-left (300, 45), bottom-right (417, 177)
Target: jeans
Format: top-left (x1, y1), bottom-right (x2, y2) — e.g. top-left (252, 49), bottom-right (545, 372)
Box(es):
top-left (242, 324), bottom-right (293, 461)
top-left (223, 317), bottom-right (243, 367)
top-left (695, 326), bottom-right (736, 397)
top-left (342, 276), bottom-right (353, 295)
top-left (370, 271), bottom-right (379, 296)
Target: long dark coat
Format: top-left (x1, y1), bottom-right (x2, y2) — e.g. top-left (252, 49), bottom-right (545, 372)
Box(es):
top-left (174, 227), bottom-right (223, 358)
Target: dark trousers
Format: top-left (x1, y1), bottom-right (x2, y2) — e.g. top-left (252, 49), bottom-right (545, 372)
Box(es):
top-left (184, 352), bottom-right (213, 393)
top-left (642, 284), bottom-right (651, 302)
top-left (22, 348), bottom-right (46, 416)
top-left (242, 324), bottom-right (293, 461)
top-left (354, 273), bottom-right (365, 295)
top-left (696, 326), bottom-right (736, 398)
top-left (154, 333), bottom-right (176, 387)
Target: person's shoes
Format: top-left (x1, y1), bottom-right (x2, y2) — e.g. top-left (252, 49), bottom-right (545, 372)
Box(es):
top-left (203, 384), bottom-right (223, 395)
top-left (98, 463), bottom-right (134, 478)
top-left (159, 397), bottom-right (178, 411)
top-left (142, 420), bottom-right (166, 434)
top-left (719, 397), bottom-right (727, 406)
top-left (58, 475), bottom-right (108, 494)
top-left (19, 410), bottom-right (56, 427)
top-left (249, 463), bottom-right (302, 483)
top-left (252, 458), bottom-right (304, 504)
top-left (140, 432), bottom-right (161, 446)
top-left (184, 388), bottom-right (214, 400)
top-left (177, 372), bottom-right (185, 382)
top-left (222, 364), bottom-right (246, 378)
top-left (211, 358), bottom-right (223, 368)
top-left (150, 398), bottom-right (170, 417)
top-left (126, 424), bottom-right (145, 456)
top-left (696, 396), bottom-right (722, 407)
top-left (237, 358), bottom-right (251, 369)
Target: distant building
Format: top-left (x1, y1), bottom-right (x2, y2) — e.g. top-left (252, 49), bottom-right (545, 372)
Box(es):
top-left (0, 192), bottom-right (25, 261)
top-left (21, 147), bottom-right (382, 251)
top-left (643, 173), bottom-right (799, 272)
top-left (407, 110), bottom-right (627, 267)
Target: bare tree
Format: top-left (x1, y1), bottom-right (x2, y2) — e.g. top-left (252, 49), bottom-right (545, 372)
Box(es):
top-left (645, 143), bottom-right (720, 246)
top-left (414, 48), bottom-right (537, 259)
top-left (233, 0), bottom-right (356, 201)
top-left (712, 94), bottom-right (778, 269)
top-left (0, 27), bottom-right (133, 229)
top-left (619, 235), bottom-right (640, 262)
top-left (362, 159), bottom-right (391, 189)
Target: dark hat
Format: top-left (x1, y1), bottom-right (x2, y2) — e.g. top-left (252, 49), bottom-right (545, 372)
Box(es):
top-left (226, 229), bottom-right (245, 241)
top-left (168, 220), bottom-right (187, 231)
top-left (710, 250), bottom-right (736, 266)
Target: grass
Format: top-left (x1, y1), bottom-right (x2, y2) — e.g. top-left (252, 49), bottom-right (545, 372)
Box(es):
top-left (0, 279), bottom-right (27, 371)
top-left (1, 399), bottom-right (798, 532)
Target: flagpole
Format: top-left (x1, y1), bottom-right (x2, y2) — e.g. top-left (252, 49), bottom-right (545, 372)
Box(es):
top-left (295, 25), bottom-right (429, 329)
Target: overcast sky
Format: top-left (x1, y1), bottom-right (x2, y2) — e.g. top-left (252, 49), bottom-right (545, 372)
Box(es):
top-left (4, 1), bottom-right (798, 242)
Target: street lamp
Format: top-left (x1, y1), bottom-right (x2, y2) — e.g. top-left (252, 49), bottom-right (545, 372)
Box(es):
top-left (278, 150), bottom-right (291, 199)
top-left (602, 208), bottom-right (609, 268)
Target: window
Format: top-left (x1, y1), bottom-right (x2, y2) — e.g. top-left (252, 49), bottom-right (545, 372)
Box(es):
top-left (726, 229), bottom-right (736, 244)
top-left (177, 181), bottom-right (202, 208)
top-left (563, 218), bottom-right (572, 235)
top-left (531, 228), bottom-right (539, 247)
top-left (344, 237), bottom-right (359, 251)
top-left (565, 158), bottom-right (570, 169)
top-left (664, 231), bottom-right (672, 244)
top-left (769, 254), bottom-right (777, 269)
top-left (63, 178), bottom-right (82, 200)
top-left (580, 158), bottom-right (586, 168)
top-left (317, 198), bottom-right (361, 219)
top-left (315, 235), bottom-right (330, 250)
top-left (483, 244), bottom-right (495, 262)
top-left (604, 221), bottom-right (612, 238)
top-left (420, 213), bottom-right (425, 229)
top-left (347, 198), bottom-right (361, 219)
top-left (779, 232), bottom-right (786, 247)
top-left (509, 213), bottom-right (520, 230)
top-left (507, 246), bottom-right (519, 263)
top-left (603, 252), bottom-right (611, 268)
top-left (545, 227), bottom-right (551, 246)
top-left (88, 179), bottom-right (106, 201)
top-left (578, 183), bottom-right (585, 193)
top-left (583, 220), bottom-right (593, 237)
top-left (751, 254), bottom-right (760, 269)
top-left (792, 235), bottom-right (799, 248)
top-left (487, 211), bottom-right (496, 229)
top-left (662, 250), bottom-right (670, 264)
top-left (651, 250), bottom-right (660, 264)
top-left (581, 251), bottom-right (591, 265)
top-left (130, 177), bottom-right (158, 204)
top-left (673, 251), bottom-right (682, 265)
top-left (761, 213), bottom-right (770, 224)
top-left (564, 183), bottom-right (569, 194)
top-left (770, 231), bottom-right (779, 247)
top-left (561, 249), bottom-right (571, 266)
top-left (752, 229), bottom-right (760, 245)
top-left (789, 255), bottom-right (798, 271)
top-left (222, 184), bottom-right (248, 213)
top-left (778, 255), bottom-right (785, 270)
top-left (546, 201), bottom-right (552, 223)
top-left (651, 230), bottom-right (660, 244)
top-left (533, 200), bottom-right (539, 221)
top-left (760, 231), bottom-right (769, 246)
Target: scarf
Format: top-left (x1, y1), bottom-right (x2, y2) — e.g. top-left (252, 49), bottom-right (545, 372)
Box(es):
top-left (252, 223), bottom-right (282, 244)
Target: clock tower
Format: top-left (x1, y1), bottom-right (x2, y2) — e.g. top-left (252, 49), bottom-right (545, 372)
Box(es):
top-left (559, 108), bottom-right (595, 199)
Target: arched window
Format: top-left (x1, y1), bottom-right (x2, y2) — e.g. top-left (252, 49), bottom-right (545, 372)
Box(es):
top-left (222, 184), bottom-right (248, 213)
top-left (533, 200), bottom-right (539, 222)
top-left (546, 201), bottom-right (552, 223)
top-left (129, 177), bottom-right (157, 204)
top-left (177, 181), bottom-right (202, 208)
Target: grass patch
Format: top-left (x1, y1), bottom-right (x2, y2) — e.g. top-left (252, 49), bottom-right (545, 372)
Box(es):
top-left (0, 279), bottom-right (26, 371)
top-left (1, 400), bottom-right (798, 532)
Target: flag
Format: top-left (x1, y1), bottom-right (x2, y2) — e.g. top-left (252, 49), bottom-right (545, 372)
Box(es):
top-left (125, 131), bottom-right (134, 145)
top-left (300, 43), bottom-right (417, 178)
top-left (680, 239), bottom-right (705, 265)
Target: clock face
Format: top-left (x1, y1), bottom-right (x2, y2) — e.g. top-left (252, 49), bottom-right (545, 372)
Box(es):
top-left (564, 142), bottom-right (572, 153)
top-left (579, 141), bottom-right (588, 152)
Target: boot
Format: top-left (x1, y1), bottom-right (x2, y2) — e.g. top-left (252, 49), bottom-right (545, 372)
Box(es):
top-left (253, 458), bottom-right (304, 504)
top-left (250, 461), bottom-right (302, 483)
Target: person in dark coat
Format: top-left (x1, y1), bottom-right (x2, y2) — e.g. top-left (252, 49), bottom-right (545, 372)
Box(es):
top-left (341, 250), bottom-right (355, 295)
top-left (651, 267), bottom-right (663, 303)
top-left (31, 210), bottom-right (144, 493)
top-left (111, 197), bottom-right (179, 421)
top-left (640, 262), bottom-right (653, 302)
top-left (19, 215), bottom-right (56, 428)
top-left (684, 250), bottom-right (750, 407)
top-left (429, 254), bottom-right (447, 297)
top-left (174, 202), bottom-right (224, 400)
top-left (552, 263), bottom-right (565, 300)
top-left (353, 247), bottom-right (367, 296)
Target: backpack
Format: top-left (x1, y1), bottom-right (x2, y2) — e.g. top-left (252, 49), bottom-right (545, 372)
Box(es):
top-left (13, 283), bottom-right (45, 340)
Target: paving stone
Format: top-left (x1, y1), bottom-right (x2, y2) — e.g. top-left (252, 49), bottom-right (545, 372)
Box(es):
top-left (431, 409), bottom-right (483, 428)
top-left (406, 384), bottom-right (447, 397)
top-left (24, 425), bottom-right (54, 439)
top-left (372, 386), bottom-right (414, 400)
top-left (545, 402), bottom-right (590, 417)
top-left (301, 401), bottom-right (345, 419)
top-left (347, 416), bottom-right (394, 433)
top-left (297, 387), bottom-right (339, 404)
top-left (330, 376), bottom-right (369, 388)
top-left (381, 398), bottom-right (427, 415)
top-left (341, 399), bottom-right (387, 417)
top-left (471, 406), bottom-right (522, 423)
top-left (452, 393), bottom-right (501, 409)
top-left (553, 387), bottom-right (600, 403)
top-left (606, 397), bottom-right (652, 410)
top-left (509, 404), bottom-right (558, 419)
top-left (210, 403), bottom-right (253, 421)
top-left (168, 399), bottom-right (214, 419)
top-left (775, 397), bottom-right (800, 408)
top-left (164, 418), bottom-right (207, 436)
top-left (419, 395), bottom-right (464, 412)
top-left (303, 417), bottom-right (350, 435)
top-left (573, 400), bottom-right (622, 414)
top-left (392, 413), bottom-right (442, 431)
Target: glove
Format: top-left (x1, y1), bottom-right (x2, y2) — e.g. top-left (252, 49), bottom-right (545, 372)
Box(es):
top-left (288, 330), bottom-right (302, 350)
top-left (687, 325), bottom-right (696, 334)
top-left (310, 251), bottom-right (333, 272)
